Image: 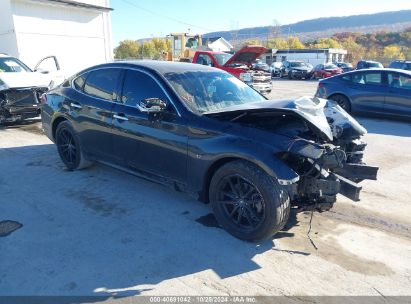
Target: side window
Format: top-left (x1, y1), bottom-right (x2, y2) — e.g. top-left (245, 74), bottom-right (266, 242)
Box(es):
top-left (352, 72), bottom-right (365, 84)
top-left (73, 73), bottom-right (88, 91)
top-left (195, 54), bottom-right (214, 67)
top-left (84, 69), bottom-right (121, 101)
top-left (341, 74), bottom-right (351, 82)
top-left (364, 72), bottom-right (382, 85)
top-left (388, 73), bottom-right (411, 90)
top-left (121, 70), bottom-right (170, 109)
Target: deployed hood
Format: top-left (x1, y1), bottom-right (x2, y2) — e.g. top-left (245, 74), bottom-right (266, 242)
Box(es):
top-left (204, 97), bottom-right (367, 142)
top-left (224, 45), bottom-right (267, 67)
top-left (0, 72), bottom-right (52, 89)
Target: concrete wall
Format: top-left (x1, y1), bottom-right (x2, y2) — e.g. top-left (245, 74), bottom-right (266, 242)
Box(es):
top-left (0, 0), bottom-right (113, 76)
top-left (0, 0), bottom-right (19, 55)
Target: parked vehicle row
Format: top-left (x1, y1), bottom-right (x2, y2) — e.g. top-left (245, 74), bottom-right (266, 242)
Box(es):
top-left (264, 58), bottom-right (410, 80)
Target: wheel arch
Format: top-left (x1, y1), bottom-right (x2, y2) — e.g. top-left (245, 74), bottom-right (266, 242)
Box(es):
top-left (327, 92), bottom-right (353, 111)
top-left (51, 115), bottom-right (69, 141)
top-left (200, 155), bottom-right (298, 203)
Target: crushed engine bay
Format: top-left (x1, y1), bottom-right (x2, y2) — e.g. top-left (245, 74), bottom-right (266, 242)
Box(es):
top-left (205, 97), bottom-right (379, 211)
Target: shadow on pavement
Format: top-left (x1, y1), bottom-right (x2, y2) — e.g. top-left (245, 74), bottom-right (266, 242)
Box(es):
top-left (355, 115), bottom-right (411, 137)
top-left (0, 144), bottom-right (296, 300)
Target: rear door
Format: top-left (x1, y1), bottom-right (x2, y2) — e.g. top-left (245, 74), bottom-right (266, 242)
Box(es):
top-left (384, 72), bottom-right (411, 117)
top-left (348, 71), bottom-right (386, 113)
top-left (69, 68), bottom-right (121, 161)
top-left (111, 69), bottom-right (188, 183)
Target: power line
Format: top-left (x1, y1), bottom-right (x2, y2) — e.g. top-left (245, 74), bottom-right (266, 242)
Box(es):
top-left (118, 0), bottom-right (217, 33)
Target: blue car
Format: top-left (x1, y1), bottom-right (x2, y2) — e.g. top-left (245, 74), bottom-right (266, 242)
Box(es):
top-left (315, 68), bottom-right (411, 118)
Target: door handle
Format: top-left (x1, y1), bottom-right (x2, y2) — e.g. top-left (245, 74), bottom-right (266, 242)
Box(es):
top-left (70, 102), bottom-right (82, 109)
top-left (113, 113), bottom-right (129, 121)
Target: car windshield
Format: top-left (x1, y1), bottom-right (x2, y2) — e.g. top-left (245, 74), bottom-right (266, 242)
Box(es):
top-left (213, 53), bottom-right (232, 66)
top-left (290, 62), bottom-right (305, 67)
top-left (324, 64), bottom-right (338, 69)
top-left (164, 71), bottom-right (266, 114)
top-left (0, 57), bottom-right (31, 72)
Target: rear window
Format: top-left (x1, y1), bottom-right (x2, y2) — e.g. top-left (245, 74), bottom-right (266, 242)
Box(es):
top-left (73, 73), bottom-right (88, 91)
top-left (84, 69), bottom-right (121, 101)
top-left (352, 72), bottom-right (382, 85)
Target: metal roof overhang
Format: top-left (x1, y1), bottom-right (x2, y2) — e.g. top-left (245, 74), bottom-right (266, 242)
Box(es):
top-left (25, 0), bottom-right (113, 12)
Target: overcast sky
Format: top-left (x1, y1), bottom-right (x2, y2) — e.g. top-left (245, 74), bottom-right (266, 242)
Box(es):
top-left (110, 0), bottom-right (411, 46)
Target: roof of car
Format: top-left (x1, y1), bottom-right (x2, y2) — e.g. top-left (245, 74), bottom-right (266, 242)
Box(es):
top-left (358, 60), bottom-right (381, 63)
top-left (84, 60), bottom-right (220, 76)
top-left (346, 68), bottom-right (411, 75)
top-left (0, 53), bottom-right (10, 58)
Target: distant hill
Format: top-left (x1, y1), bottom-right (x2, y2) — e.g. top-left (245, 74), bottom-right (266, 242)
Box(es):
top-left (203, 10), bottom-right (411, 42)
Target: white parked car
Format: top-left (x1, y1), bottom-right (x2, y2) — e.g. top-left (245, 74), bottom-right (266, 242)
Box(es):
top-left (269, 62), bottom-right (283, 77)
top-left (0, 53), bottom-right (64, 123)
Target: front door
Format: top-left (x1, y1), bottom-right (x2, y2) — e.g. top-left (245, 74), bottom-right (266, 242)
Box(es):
top-left (111, 69), bottom-right (188, 183)
top-left (349, 71), bottom-right (386, 113)
top-left (385, 72), bottom-right (411, 117)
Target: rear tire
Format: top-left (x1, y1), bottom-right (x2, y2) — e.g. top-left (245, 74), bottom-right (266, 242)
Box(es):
top-left (55, 121), bottom-right (92, 170)
top-left (209, 160), bottom-right (290, 242)
top-left (329, 94), bottom-right (351, 113)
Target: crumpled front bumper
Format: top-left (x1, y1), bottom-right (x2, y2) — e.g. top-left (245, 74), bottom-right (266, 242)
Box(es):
top-left (0, 87), bottom-right (47, 122)
top-left (280, 140), bottom-right (378, 208)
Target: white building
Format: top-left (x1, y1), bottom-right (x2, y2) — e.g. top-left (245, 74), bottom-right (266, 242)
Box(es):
top-left (0, 0), bottom-right (113, 76)
top-left (264, 48), bottom-right (348, 66)
top-left (203, 37), bottom-right (233, 53)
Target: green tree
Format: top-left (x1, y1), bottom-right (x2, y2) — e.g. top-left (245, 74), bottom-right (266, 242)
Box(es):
top-left (114, 40), bottom-right (141, 59)
top-left (403, 47), bottom-right (411, 60)
top-left (287, 36), bottom-right (305, 49)
top-left (151, 38), bottom-right (172, 59)
top-left (244, 39), bottom-right (263, 46)
top-left (340, 37), bottom-right (365, 64)
top-left (141, 41), bottom-right (156, 59)
top-left (383, 45), bottom-right (405, 60)
top-left (266, 38), bottom-right (288, 49)
top-left (312, 38), bottom-right (342, 49)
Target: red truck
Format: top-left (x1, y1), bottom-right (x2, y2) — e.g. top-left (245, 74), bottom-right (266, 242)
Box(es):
top-left (192, 45), bottom-right (272, 94)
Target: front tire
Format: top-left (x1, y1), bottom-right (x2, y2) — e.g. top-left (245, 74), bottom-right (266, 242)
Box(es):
top-left (329, 94), bottom-right (351, 113)
top-left (209, 160), bottom-right (290, 242)
top-left (55, 121), bottom-right (92, 170)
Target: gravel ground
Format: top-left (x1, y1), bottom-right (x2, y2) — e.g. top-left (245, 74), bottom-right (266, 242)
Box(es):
top-left (1, 79), bottom-right (411, 300)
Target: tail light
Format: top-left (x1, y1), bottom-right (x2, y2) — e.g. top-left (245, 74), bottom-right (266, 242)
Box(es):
top-left (318, 82), bottom-right (325, 88)
top-left (40, 93), bottom-right (47, 104)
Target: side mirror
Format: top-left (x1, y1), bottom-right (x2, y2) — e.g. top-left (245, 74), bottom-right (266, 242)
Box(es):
top-left (138, 98), bottom-right (167, 113)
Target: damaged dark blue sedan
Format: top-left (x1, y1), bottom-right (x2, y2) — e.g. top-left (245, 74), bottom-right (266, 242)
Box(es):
top-left (41, 61), bottom-right (378, 241)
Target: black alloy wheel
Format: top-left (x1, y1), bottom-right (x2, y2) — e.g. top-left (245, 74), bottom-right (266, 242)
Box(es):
top-left (210, 160), bottom-right (290, 241)
top-left (57, 128), bottom-right (77, 166)
top-left (216, 174), bottom-right (265, 231)
top-left (55, 121), bottom-right (92, 170)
